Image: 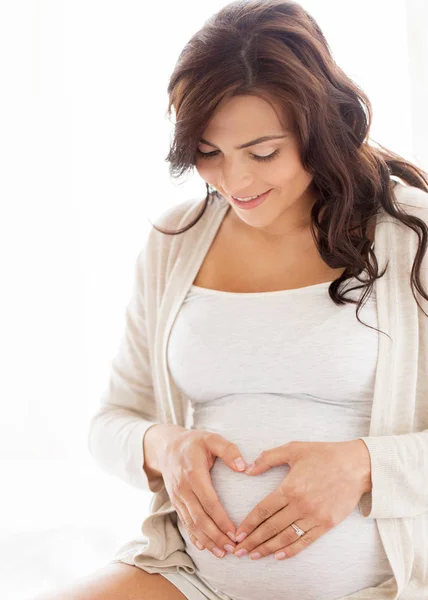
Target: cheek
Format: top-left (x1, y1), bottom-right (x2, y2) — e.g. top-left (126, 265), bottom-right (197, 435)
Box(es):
top-left (275, 156), bottom-right (308, 185)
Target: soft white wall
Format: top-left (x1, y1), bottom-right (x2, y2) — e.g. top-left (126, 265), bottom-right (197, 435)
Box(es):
top-left (0, 1), bottom-right (426, 598)
top-left (405, 0), bottom-right (428, 170)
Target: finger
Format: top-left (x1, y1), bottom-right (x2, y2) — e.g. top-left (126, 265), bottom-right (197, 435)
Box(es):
top-left (245, 519), bottom-right (316, 560)
top-left (193, 468), bottom-right (238, 541)
top-left (234, 506), bottom-right (300, 556)
top-left (177, 488), bottom-right (231, 558)
top-left (176, 496), bottom-right (222, 555)
top-left (244, 444), bottom-right (294, 475)
top-left (173, 497), bottom-right (206, 552)
top-left (185, 489), bottom-right (236, 557)
top-left (189, 533), bottom-right (205, 551)
top-left (235, 487), bottom-right (287, 545)
top-left (205, 432), bottom-right (248, 473)
top-left (274, 524), bottom-right (323, 560)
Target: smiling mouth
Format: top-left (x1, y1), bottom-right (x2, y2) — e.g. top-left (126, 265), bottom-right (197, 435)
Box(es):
top-left (230, 189), bottom-right (272, 209)
top-left (232, 189), bottom-right (271, 201)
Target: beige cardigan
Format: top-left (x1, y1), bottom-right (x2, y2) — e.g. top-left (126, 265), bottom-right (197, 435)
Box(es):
top-left (88, 180), bottom-right (428, 599)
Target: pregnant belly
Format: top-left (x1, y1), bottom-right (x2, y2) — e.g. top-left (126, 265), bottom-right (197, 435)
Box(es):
top-left (176, 428), bottom-right (394, 600)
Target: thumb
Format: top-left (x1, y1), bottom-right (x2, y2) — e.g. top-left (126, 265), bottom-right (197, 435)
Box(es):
top-left (245, 443), bottom-right (293, 475)
top-left (206, 433), bottom-right (248, 472)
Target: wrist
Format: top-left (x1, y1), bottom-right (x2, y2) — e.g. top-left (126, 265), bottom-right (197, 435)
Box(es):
top-left (143, 423), bottom-right (186, 479)
top-left (351, 439), bottom-right (373, 494)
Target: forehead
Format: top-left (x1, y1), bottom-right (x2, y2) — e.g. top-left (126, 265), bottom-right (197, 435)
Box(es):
top-left (201, 94), bottom-right (289, 140)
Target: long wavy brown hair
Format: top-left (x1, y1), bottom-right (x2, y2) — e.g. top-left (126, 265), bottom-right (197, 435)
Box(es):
top-left (152, 0), bottom-right (428, 339)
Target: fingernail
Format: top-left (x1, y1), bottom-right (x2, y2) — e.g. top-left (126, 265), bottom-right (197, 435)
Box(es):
top-left (224, 544), bottom-right (235, 554)
top-left (250, 552), bottom-right (262, 560)
top-left (227, 531), bottom-right (236, 542)
top-left (245, 463), bottom-right (255, 473)
top-left (235, 532), bottom-right (247, 543)
top-left (195, 540), bottom-right (204, 550)
top-left (235, 548), bottom-right (248, 558)
top-left (213, 546), bottom-right (225, 558)
top-left (234, 457), bottom-right (246, 471)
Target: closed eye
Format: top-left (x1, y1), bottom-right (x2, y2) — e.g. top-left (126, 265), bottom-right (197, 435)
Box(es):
top-left (196, 149), bottom-right (279, 163)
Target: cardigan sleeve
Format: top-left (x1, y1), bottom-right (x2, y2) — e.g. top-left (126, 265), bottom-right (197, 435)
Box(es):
top-left (357, 191), bottom-right (428, 519)
top-left (87, 245), bottom-right (164, 494)
top-left (357, 431), bottom-right (428, 518)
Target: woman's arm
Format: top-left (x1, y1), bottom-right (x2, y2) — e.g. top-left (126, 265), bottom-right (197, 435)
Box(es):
top-left (87, 246), bottom-right (163, 493)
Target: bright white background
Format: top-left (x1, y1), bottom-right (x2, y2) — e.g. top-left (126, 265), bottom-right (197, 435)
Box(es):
top-left (1, 1), bottom-right (426, 598)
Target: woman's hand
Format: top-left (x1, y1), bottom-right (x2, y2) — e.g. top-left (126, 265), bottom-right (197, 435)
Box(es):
top-left (158, 428), bottom-right (249, 558)
top-left (232, 439), bottom-right (372, 561)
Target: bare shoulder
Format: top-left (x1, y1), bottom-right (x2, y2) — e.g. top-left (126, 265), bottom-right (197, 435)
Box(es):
top-left (29, 561), bottom-right (187, 600)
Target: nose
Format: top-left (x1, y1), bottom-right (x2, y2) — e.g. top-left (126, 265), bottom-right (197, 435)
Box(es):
top-left (219, 163), bottom-right (256, 198)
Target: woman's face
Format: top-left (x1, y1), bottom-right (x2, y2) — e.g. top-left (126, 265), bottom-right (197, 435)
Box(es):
top-left (195, 93), bottom-right (317, 241)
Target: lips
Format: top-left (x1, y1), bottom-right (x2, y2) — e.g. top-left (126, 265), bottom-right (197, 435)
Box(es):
top-left (231, 188), bottom-right (272, 210)
top-left (232, 190), bottom-right (269, 200)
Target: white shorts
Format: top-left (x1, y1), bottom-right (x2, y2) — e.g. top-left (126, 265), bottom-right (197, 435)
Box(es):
top-left (109, 559), bottom-right (233, 600)
top-left (161, 570), bottom-right (233, 600)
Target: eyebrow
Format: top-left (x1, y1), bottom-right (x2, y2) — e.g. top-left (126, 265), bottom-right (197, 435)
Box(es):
top-left (199, 134), bottom-right (289, 150)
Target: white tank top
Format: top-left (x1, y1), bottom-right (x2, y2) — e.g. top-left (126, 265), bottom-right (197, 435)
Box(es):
top-left (167, 275), bottom-right (394, 600)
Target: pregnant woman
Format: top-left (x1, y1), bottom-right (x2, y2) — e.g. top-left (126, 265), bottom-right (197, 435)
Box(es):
top-left (33, 1), bottom-right (428, 599)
